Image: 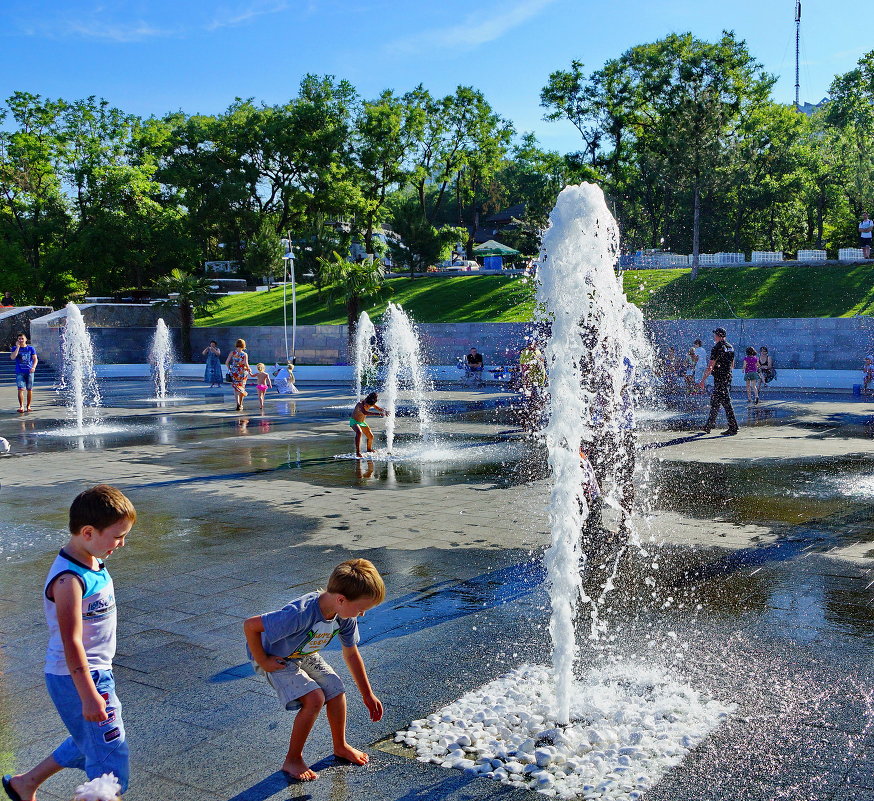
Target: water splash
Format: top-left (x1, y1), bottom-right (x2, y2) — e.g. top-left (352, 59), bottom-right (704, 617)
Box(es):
top-left (381, 303), bottom-right (433, 453)
top-left (149, 318), bottom-right (174, 399)
top-left (353, 311), bottom-right (378, 400)
top-left (537, 183), bottom-right (652, 724)
top-left (58, 303), bottom-right (102, 433)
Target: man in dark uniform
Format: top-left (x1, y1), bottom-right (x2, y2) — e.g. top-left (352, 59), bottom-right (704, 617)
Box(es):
top-left (698, 327), bottom-right (738, 435)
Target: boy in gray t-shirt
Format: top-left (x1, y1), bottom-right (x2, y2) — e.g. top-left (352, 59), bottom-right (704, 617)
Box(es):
top-left (243, 559), bottom-right (385, 782)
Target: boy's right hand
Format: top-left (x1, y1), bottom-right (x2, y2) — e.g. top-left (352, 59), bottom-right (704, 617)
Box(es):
top-left (82, 692), bottom-right (108, 722)
top-left (258, 656), bottom-right (287, 673)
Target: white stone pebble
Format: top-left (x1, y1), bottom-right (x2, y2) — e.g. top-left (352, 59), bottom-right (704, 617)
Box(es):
top-left (397, 663), bottom-right (734, 799)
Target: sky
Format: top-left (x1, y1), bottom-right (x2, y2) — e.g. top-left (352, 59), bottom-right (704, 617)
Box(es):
top-left (0, 0), bottom-right (863, 154)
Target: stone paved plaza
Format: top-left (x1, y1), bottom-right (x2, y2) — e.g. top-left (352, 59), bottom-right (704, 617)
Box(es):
top-left (1, 380), bottom-right (873, 800)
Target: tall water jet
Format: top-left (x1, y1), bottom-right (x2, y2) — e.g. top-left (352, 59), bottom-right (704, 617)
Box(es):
top-left (381, 303), bottom-right (433, 452)
top-left (59, 303), bottom-right (102, 432)
top-left (149, 318), bottom-right (174, 399)
top-left (353, 311), bottom-right (378, 400)
top-left (537, 183), bottom-right (651, 725)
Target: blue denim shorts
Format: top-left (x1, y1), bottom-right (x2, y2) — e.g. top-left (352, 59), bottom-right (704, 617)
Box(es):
top-left (15, 372), bottom-right (34, 390)
top-left (45, 670), bottom-right (129, 792)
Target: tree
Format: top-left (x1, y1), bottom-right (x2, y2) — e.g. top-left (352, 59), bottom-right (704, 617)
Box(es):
top-left (0, 92), bottom-right (79, 304)
top-left (152, 269), bottom-right (221, 362)
top-left (244, 215), bottom-right (284, 288)
top-left (353, 90), bottom-right (423, 255)
top-left (386, 193), bottom-right (466, 277)
top-left (317, 252), bottom-right (387, 336)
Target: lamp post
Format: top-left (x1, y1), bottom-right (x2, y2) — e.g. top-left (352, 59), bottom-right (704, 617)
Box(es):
top-left (281, 238), bottom-right (296, 364)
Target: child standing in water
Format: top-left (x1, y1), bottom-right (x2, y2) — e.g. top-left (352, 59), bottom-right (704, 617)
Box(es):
top-left (243, 559), bottom-right (385, 782)
top-left (349, 392), bottom-right (385, 457)
top-left (253, 363), bottom-right (272, 411)
top-left (743, 347), bottom-right (760, 404)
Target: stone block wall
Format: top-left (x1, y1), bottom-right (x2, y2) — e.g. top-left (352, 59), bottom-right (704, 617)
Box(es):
top-left (0, 307), bottom-right (53, 350)
top-left (647, 317), bottom-right (874, 369)
top-left (27, 302), bottom-right (874, 371)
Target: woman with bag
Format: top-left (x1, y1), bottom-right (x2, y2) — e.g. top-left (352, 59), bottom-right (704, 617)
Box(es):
top-left (757, 346), bottom-right (775, 395)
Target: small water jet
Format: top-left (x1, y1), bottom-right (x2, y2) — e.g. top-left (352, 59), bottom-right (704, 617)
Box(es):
top-left (353, 311), bottom-right (378, 400)
top-left (58, 303), bottom-right (103, 433)
top-left (381, 303), bottom-right (433, 453)
top-left (149, 318), bottom-right (175, 399)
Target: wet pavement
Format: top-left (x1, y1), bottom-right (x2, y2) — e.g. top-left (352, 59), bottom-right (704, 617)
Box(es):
top-left (0, 380), bottom-right (872, 800)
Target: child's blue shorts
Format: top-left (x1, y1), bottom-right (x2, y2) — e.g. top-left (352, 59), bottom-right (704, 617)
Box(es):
top-left (45, 669), bottom-right (129, 792)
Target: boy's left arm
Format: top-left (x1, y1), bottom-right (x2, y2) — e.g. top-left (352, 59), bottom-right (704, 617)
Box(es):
top-left (342, 644), bottom-right (383, 721)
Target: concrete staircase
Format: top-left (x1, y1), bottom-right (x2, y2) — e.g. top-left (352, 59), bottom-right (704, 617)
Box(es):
top-left (0, 352), bottom-right (16, 383)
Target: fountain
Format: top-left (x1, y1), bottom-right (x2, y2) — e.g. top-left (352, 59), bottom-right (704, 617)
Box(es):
top-left (380, 303), bottom-right (433, 454)
top-left (353, 311), bottom-right (378, 400)
top-left (149, 318), bottom-right (174, 399)
top-left (537, 183), bottom-right (652, 722)
top-left (394, 186), bottom-right (733, 798)
top-left (58, 303), bottom-right (103, 433)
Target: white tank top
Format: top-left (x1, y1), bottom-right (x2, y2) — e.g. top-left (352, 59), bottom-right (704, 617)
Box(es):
top-left (44, 549), bottom-right (116, 675)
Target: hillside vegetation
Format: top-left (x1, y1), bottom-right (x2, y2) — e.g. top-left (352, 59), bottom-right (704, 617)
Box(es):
top-left (196, 265), bottom-right (874, 327)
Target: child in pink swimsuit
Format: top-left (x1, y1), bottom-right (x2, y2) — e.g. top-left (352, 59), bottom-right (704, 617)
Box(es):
top-left (253, 363), bottom-right (272, 411)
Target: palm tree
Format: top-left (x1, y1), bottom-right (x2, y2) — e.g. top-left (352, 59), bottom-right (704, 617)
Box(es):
top-left (152, 269), bottom-right (221, 361)
top-left (317, 252), bottom-right (388, 340)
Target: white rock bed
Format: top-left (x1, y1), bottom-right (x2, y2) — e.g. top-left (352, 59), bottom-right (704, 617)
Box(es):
top-left (395, 663), bottom-right (734, 800)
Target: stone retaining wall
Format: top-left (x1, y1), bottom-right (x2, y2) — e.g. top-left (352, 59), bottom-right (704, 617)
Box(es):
top-left (0, 306), bottom-right (53, 350)
top-left (27, 304), bottom-right (874, 371)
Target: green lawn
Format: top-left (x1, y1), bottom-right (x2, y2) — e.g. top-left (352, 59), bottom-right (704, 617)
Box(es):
top-left (196, 265), bottom-right (874, 327)
top-left (198, 275), bottom-right (536, 327)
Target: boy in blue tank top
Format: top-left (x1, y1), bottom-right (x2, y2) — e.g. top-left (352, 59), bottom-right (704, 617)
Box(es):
top-left (3, 485), bottom-right (136, 801)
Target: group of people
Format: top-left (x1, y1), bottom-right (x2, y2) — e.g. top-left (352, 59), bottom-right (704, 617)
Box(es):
top-left (2, 485), bottom-right (386, 799)
top-left (660, 338), bottom-right (775, 402)
top-left (202, 338), bottom-right (299, 411)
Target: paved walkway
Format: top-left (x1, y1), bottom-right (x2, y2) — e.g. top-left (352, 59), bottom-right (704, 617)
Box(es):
top-left (0, 382), bottom-right (872, 800)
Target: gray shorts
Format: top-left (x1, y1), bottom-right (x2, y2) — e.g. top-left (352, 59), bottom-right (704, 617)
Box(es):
top-left (255, 653), bottom-right (345, 711)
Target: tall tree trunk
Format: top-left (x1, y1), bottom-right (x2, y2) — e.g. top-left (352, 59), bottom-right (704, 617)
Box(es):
top-left (691, 182), bottom-right (701, 280)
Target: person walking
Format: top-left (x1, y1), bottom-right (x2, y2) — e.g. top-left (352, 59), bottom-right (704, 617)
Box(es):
top-left (692, 339), bottom-right (708, 393)
top-left (203, 341), bottom-right (223, 387)
top-left (10, 332), bottom-right (38, 413)
top-left (860, 212), bottom-right (874, 259)
top-left (698, 327), bottom-right (738, 435)
top-left (756, 346), bottom-right (775, 396)
top-left (743, 347), bottom-right (760, 404)
top-left (225, 339), bottom-right (252, 411)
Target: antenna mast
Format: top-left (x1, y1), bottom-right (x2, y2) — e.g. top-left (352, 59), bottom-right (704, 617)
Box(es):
top-left (795, 0), bottom-right (802, 109)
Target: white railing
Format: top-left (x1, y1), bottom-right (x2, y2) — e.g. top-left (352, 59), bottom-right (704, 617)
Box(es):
top-left (751, 251), bottom-right (784, 263)
top-left (697, 252), bottom-right (745, 265)
top-left (838, 248), bottom-right (866, 261)
top-left (797, 250), bottom-right (827, 261)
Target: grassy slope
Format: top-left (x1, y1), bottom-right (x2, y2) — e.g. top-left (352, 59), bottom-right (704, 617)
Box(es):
top-left (197, 265), bottom-right (874, 327)
top-left (199, 275), bottom-right (536, 327)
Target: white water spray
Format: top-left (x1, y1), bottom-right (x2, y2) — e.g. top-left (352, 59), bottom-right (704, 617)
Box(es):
top-left (59, 303), bottom-right (102, 432)
top-left (537, 184), bottom-right (651, 725)
top-left (353, 311), bottom-right (378, 400)
top-left (149, 319), bottom-right (174, 399)
top-left (381, 303), bottom-right (433, 452)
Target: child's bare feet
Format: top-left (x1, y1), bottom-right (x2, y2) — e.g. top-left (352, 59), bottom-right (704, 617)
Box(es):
top-left (282, 757), bottom-right (318, 781)
top-left (334, 743), bottom-right (369, 765)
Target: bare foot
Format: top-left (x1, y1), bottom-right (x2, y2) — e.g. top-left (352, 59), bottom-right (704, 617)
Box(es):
top-left (334, 743), bottom-right (369, 766)
top-left (281, 757), bottom-right (318, 781)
